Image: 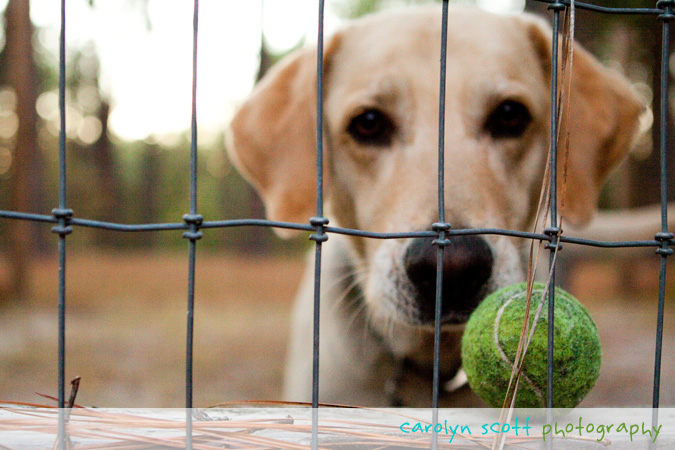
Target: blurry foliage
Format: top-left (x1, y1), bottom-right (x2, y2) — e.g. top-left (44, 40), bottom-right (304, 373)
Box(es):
top-left (0, 0), bottom-right (308, 261)
top-left (334, 0), bottom-right (387, 18)
top-left (1, 128), bottom-right (301, 253)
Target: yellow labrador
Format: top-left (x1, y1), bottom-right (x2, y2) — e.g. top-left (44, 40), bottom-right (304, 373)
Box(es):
top-left (227, 5), bottom-right (643, 406)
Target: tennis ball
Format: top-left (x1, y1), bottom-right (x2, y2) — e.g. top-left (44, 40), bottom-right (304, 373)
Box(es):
top-left (461, 282), bottom-right (601, 408)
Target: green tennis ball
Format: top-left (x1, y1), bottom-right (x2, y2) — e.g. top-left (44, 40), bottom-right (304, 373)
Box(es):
top-left (461, 282), bottom-right (601, 408)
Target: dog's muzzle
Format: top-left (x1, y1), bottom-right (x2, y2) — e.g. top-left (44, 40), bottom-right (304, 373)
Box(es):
top-left (403, 235), bottom-right (493, 324)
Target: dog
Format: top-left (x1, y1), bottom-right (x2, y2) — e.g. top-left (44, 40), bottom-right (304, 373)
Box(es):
top-left (227, 5), bottom-right (644, 407)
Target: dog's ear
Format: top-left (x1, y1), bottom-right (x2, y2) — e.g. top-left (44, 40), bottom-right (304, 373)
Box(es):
top-left (227, 39), bottom-right (340, 237)
top-left (525, 17), bottom-right (645, 226)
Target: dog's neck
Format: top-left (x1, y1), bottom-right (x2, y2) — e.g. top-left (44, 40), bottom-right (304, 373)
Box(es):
top-left (352, 299), bottom-right (467, 406)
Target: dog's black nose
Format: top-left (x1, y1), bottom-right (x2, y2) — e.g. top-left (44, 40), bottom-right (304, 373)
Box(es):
top-left (404, 235), bottom-right (493, 324)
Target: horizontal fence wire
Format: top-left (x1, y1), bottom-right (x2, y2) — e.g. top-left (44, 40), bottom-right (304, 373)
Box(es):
top-left (537, 0), bottom-right (662, 15)
top-left (0, 1), bottom-right (672, 450)
top-left (0, 210), bottom-right (669, 247)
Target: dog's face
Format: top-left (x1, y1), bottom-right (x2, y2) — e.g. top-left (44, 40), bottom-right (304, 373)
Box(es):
top-left (228, 6), bottom-right (643, 349)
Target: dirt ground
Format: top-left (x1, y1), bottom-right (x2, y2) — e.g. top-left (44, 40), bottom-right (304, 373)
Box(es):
top-left (0, 250), bottom-right (673, 408)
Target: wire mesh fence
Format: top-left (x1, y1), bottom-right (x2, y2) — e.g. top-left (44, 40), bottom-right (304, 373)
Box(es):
top-left (0, 1), bottom-right (673, 449)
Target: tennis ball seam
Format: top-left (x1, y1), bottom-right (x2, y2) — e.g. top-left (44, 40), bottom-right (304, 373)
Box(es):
top-left (493, 291), bottom-right (544, 404)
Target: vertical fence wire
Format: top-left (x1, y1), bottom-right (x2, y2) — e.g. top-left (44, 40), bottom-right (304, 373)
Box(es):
top-left (56, 0), bottom-right (67, 409)
top-left (431, 2), bottom-right (450, 449)
top-left (653, 0), bottom-right (674, 430)
top-left (184, 1), bottom-right (201, 448)
top-left (311, 1), bottom-right (327, 449)
top-left (55, 1), bottom-right (68, 449)
top-left (546, 2), bottom-right (565, 413)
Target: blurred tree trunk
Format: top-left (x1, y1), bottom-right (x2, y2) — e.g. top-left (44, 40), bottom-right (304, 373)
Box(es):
top-left (2, 0), bottom-right (44, 302)
top-left (138, 143), bottom-right (160, 248)
top-left (91, 99), bottom-right (124, 247)
top-left (640, 13), bottom-right (675, 207)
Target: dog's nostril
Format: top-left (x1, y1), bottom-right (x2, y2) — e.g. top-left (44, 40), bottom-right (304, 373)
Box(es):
top-left (404, 235), bottom-right (493, 324)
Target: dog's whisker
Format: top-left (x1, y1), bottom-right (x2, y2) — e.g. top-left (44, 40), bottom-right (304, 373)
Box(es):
top-left (325, 266), bottom-right (367, 313)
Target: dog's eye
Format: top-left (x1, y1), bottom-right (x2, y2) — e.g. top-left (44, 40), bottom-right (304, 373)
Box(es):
top-left (484, 100), bottom-right (532, 139)
top-left (347, 109), bottom-right (395, 146)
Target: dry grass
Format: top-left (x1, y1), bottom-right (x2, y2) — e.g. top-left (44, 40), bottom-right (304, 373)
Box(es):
top-left (0, 250), bottom-right (673, 408)
top-left (1, 407), bottom-right (610, 449)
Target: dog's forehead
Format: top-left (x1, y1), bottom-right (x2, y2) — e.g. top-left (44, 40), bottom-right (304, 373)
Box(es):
top-left (330, 7), bottom-right (541, 83)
